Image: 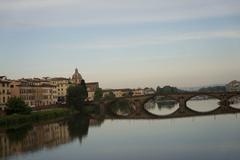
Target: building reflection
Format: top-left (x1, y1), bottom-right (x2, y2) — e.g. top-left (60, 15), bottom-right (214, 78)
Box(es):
top-left (0, 121), bottom-right (70, 158)
top-left (0, 116), bottom-right (104, 158)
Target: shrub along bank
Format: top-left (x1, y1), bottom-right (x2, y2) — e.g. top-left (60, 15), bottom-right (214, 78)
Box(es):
top-left (0, 108), bottom-right (71, 128)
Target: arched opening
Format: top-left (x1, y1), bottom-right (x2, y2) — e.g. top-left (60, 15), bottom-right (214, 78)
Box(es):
top-left (144, 96), bottom-right (179, 116)
top-left (229, 95), bottom-right (240, 109)
top-left (186, 95), bottom-right (220, 112)
top-left (109, 100), bottom-right (132, 117)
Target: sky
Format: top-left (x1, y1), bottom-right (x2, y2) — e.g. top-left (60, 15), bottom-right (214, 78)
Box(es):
top-left (0, 0), bottom-right (240, 89)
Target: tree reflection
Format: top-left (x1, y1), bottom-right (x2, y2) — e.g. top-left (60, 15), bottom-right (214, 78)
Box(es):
top-left (146, 97), bottom-right (178, 111)
top-left (157, 100), bottom-right (177, 110)
top-left (67, 114), bottom-right (90, 143)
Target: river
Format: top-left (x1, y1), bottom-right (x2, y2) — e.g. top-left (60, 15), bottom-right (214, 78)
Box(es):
top-left (1, 99), bottom-right (240, 160)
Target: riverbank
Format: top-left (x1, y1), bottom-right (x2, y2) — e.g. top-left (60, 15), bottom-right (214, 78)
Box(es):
top-left (0, 108), bottom-right (74, 129)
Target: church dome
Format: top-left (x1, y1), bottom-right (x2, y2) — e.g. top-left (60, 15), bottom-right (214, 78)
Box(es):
top-left (72, 68), bottom-right (82, 84)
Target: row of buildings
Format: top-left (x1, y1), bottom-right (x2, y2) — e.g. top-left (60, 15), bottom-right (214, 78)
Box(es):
top-left (102, 88), bottom-right (155, 98)
top-left (0, 69), bottom-right (99, 110)
top-left (0, 69), bottom-right (155, 110)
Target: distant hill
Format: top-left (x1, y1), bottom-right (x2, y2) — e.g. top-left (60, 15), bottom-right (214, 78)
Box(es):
top-left (198, 86), bottom-right (226, 92)
top-left (181, 83), bottom-right (226, 92)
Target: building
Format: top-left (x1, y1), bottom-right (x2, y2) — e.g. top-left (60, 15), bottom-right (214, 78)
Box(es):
top-left (86, 82), bottom-right (99, 101)
top-left (50, 77), bottom-right (70, 103)
top-left (103, 89), bottom-right (131, 98)
top-left (0, 76), bottom-right (11, 111)
top-left (226, 80), bottom-right (240, 92)
top-left (72, 68), bottom-right (82, 85)
top-left (2, 68), bottom-right (99, 107)
top-left (71, 68), bottom-right (99, 101)
top-left (10, 78), bottom-right (57, 107)
top-left (50, 69), bottom-right (100, 102)
top-left (144, 88), bottom-right (156, 95)
top-left (226, 80), bottom-right (240, 104)
top-left (132, 88), bottom-right (144, 96)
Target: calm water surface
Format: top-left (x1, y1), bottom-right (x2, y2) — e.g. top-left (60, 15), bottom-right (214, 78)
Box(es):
top-left (1, 100), bottom-right (240, 160)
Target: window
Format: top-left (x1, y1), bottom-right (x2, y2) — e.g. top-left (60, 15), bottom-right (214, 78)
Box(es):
top-left (3, 97), bottom-right (5, 103)
top-left (2, 90), bottom-right (5, 94)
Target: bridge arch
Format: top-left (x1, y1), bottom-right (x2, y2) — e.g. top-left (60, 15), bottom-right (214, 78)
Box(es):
top-left (228, 95), bottom-right (240, 110)
top-left (143, 95), bottom-right (180, 117)
top-left (94, 92), bottom-right (240, 118)
top-left (185, 94), bottom-right (221, 113)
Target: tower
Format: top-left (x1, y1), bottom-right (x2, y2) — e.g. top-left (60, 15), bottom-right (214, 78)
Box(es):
top-left (72, 68), bottom-right (82, 84)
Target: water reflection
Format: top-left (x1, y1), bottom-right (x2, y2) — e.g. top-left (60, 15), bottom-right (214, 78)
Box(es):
top-left (229, 96), bottom-right (240, 109)
top-left (0, 121), bottom-right (70, 158)
top-left (109, 100), bottom-right (132, 116)
top-left (0, 112), bottom-right (240, 160)
top-left (144, 97), bottom-right (179, 116)
top-left (0, 115), bottom-right (104, 159)
top-left (187, 96), bottom-right (220, 112)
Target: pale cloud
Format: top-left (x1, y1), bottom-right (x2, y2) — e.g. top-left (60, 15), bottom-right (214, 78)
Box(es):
top-left (0, 0), bottom-right (240, 28)
top-left (54, 30), bottom-right (240, 50)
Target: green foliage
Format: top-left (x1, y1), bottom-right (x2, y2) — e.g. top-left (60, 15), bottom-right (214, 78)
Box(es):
top-left (67, 79), bottom-right (88, 110)
top-left (104, 91), bottom-right (116, 100)
top-left (198, 86), bottom-right (226, 92)
top-left (94, 88), bottom-right (103, 101)
top-left (0, 108), bottom-right (70, 128)
top-left (156, 86), bottom-right (185, 94)
top-left (81, 105), bottom-right (98, 114)
top-left (6, 97), bottom-right (32, 115)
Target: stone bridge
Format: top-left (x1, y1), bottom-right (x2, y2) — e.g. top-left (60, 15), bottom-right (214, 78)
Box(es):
top-left (90, 92), bottom-right (240, 119)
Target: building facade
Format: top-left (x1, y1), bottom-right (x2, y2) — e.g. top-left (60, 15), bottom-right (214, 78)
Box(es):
top-left (144, 88), bottom-right (156, 95)
top-left (50, 77), bottom-right (70, 103)
top-left (226, 80), bottom-right (240, 92)
top-left (72, 68), bottom-right (82, 85)
top-left (132, 88), bottom-right (144, 96)
top-left (1, 68), bottom-right (99, 109)
top-left (71, 68), bottom-right (99, 101)
top-left (10, 79), bottom-right (57, 107)
top-left (103, 89), bottom-right (131, 98)
top-left (86, 82), bottom-right (99, 101)
top-left (0, 76), bottom-right (11, 110)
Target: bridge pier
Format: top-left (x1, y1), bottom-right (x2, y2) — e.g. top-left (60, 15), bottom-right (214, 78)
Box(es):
top-left (178, 97), bottom-right (188, 112)
top-left (131, 100), bottom-right (144, 116)
top-left (99, 102), bottom-right (106, 116)
top-left (219, 98), bottom-right (230, 107)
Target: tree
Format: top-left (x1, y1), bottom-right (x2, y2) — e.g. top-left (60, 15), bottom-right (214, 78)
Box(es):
top-left (94, 88), bottom-right (103, 101)
top-left (66, 79), bottom-right (88, 110)
top-left (6, 97), bottom-right (32, 115)
top-left (104, 91), bottom-right (116, 100)
top-left (198, 86), bottom-right (226, 92)
top-left (80, 79), bottom-right (88, 99)
top-left (156, 86), bottom-right (185, 94)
